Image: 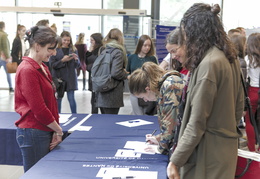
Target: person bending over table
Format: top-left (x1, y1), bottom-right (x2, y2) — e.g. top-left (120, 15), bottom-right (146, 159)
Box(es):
top-left (15, 26), bottom-right (63, 172)
top-left (128, 62), bottom-right (184, 155)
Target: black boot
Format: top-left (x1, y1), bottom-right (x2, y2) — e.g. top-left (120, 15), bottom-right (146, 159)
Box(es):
top-left (9, 87), bottom-right (14, 93)
top-left (83, 78), bottom-right (86, 91)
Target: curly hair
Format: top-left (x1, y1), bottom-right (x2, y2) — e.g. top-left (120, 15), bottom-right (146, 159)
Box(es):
top-left (180, 3), bottom-right (236, 71)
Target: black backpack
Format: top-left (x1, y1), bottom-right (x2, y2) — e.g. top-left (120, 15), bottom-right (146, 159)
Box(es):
top-left (91, 47), bottom-right (119, 92)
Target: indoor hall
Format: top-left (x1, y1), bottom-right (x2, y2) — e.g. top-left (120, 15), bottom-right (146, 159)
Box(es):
top-left (1, 0), bottom-right (260, 178)
top-left (0, 74), bottom-right (132, 179)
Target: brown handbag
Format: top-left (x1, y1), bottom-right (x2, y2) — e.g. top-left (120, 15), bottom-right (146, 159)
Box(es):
top-left (6, 62), bottom-right (18, 73)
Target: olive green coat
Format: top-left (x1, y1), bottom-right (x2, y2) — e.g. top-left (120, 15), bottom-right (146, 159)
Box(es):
top-left (170, 47), bottom-right (244, 179)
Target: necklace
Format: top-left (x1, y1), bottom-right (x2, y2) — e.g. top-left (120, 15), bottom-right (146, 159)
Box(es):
top-left (138, 54), bottom-right (146, 59)
top-left (40, 64), bottom-right (48, 77)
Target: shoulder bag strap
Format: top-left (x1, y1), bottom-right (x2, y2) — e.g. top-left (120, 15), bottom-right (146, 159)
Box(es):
top-left (241, 73), bottom-right (260, 146)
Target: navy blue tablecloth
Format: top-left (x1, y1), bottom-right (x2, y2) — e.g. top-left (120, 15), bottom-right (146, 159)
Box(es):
top-left (0, 112), bottom-right (90, 165)
top-left (20, 114), bottom-right (168, 178)
top-left (21, 160), bottom-right (167, 179)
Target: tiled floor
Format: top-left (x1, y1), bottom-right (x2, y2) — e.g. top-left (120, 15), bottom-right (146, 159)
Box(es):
top-left (0, 71), bottom-right (133, 179)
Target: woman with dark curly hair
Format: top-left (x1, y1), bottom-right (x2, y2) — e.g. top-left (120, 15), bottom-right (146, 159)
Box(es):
top-left (167, 3), bottom-right (244, 179)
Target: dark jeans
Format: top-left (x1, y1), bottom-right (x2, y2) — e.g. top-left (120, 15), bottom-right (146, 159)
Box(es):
top-left (100, 107), bottom-right (120, 114)
top-left (16, 128), bottom-right (52, 172)
top-left (91, 91), bottom-right (98, 114)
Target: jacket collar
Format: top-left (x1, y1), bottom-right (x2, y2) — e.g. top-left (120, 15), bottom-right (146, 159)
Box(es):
top-left (22, 56), bottom-right (41, 70)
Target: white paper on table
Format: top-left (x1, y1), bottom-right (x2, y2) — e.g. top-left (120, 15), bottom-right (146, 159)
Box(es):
top-left (238, 149), bottom-right (260, 162)
top-left (73, 125), bottom-right (92, 131)
top-left (116, 119), bottom-right (153, 127)
top-left (124, 141), bottom-right (155, 155)
top-left (115, 149), bottom-right (141, 158)
top-left (59, 114), bottom-right (72, 123)
top-left (96, 168), bottom-right (129, 178)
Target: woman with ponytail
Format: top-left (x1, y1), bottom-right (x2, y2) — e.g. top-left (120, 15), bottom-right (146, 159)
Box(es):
top-left (129, 62), bottom-right (184, 155)
top-left (15, 26), bottom-right (62, 172)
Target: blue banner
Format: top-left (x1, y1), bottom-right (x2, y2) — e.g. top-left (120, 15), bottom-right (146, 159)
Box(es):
top-left (156, 25), bottom-right (176, 63)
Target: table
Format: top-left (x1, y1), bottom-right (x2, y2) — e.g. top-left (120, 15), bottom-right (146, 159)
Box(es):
top-left (0, 112), bottom-right (91, 165)
top-left (20, 114), bottom-right (168, 179)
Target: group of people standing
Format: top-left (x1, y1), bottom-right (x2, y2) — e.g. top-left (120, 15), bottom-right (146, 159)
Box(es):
top-left (228, 25), bottom-right (260, 152)
top-left (8, 2), bottom-right (260, 179)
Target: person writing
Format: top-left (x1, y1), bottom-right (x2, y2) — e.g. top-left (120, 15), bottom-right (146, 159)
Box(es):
top-left (128, 62), bottom-right (184, 155)
top-left (167, 3), bottom-right (244, 179)
top-left (15, 26), bottom-right (62, 172)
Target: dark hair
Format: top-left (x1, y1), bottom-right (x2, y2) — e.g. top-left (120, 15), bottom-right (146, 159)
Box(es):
top-left (165, 28), bottom-right (182, 71)
top-left (25, 26), bottom-right (58, 48)
top-left (246, 33), bottom-right (260, 68)
top-left (180, 3), bottom-right (236, 71)
top-left (91, 33), bottom-right (103, 50)
top-left (166, 28), bottom-right (180, 45)
top-left (58, 31), bottom-right (76, 52)
top-left (36, 19), bottom-right (49, 26)
top-left (0, 21), bottom-right (5, 29)
top-left (230, 34), bottom-right (246, 59)
top-left (16, 24), bottom-right (26, 38)
top-left (134, 34), bottom-right (155, 56)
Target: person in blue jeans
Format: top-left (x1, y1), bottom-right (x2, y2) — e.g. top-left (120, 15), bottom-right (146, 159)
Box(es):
top-left (0, 21), bottom-right (14, 93)
top-left (49, 31), bottom-right (80, 113)
top-left (0, 59), bottom-right (13, 92)
top-left (15, 25), bottom-right (62, 172)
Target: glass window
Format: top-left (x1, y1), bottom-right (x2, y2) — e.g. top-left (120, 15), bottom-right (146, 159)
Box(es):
top-left (0, 12), bottom-right (17, 46)
top-left (139, 0), bottom-right (151, 15)
top-left (0, 0), bottom-right (14, 6)
top-left (17, 13), bottom-right (101, 47)
top-left (160, 0), bottom-right (221, 24)
top-left (17, 0), bottom-right (102, 8)
top-left (103, 0), bottom-right (123, 9)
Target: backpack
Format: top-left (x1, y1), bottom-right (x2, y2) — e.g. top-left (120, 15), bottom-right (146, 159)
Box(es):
top-left (91, 47), bottom-right (119, 92)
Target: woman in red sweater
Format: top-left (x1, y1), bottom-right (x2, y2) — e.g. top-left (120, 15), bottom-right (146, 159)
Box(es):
top-left (15, 26), bottom-right (62, 172)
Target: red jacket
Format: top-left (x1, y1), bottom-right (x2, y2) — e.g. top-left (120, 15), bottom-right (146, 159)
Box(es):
top-left (15, 57), bottom-right (59, 131)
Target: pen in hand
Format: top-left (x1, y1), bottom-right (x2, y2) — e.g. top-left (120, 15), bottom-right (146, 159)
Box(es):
top-left (145, 129), bottom-right (157, 144)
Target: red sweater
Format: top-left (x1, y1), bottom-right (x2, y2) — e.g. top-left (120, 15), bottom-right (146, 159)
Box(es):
top-left (15, 57), bottom-right (59, 131)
